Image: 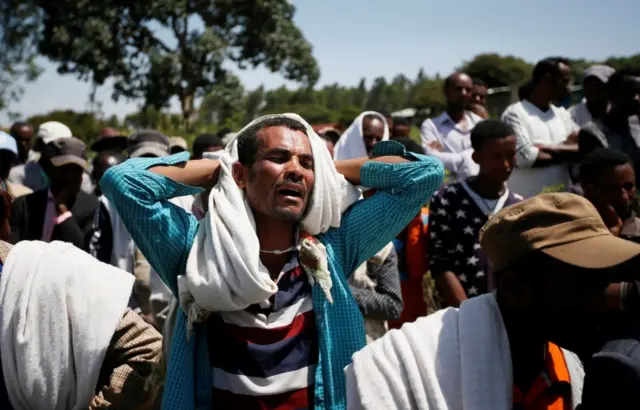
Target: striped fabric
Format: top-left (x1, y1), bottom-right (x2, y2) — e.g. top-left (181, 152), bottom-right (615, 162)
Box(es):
top-left (208, 256), bottom-right (318, 409)
top-left (100, 140), bottom-right (444, 410)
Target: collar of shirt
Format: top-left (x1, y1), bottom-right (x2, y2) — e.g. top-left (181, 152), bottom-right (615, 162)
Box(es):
top-left (512, 342), bottom-right (572, 409)
top-left (435, 111), bottom-right (480, 133)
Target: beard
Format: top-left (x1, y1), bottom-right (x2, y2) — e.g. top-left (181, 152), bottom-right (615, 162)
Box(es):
top-left (271, 205), bottom-right (306, 223)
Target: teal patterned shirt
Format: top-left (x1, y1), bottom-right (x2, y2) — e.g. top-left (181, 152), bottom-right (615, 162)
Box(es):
top-left (101, 140), bottom-right (444, 410)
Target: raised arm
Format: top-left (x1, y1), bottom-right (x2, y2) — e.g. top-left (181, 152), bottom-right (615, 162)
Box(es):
top-left (100, 153), bottom-right (214, 295)
top-left (320, 140), bottom-right (444, 278)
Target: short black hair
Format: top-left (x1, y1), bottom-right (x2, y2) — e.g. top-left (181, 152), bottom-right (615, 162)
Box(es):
top-left (580, 148), bottom-right (632, 185)
top-left (608, 69), bottom-right (640, 93)
top-left (532, 57), bottom-right (571, 86)
top-left (392, 136), bottom-right (424, 155)
top-left (470, 119), bottom-right (515, 151)
top-left (444, 72), bottom-right (469, 91)
top-left (237, 117), bottom-right (308, 166)
top-left (193, 133), bottom-right (223, 158)
top-left (320, 129), bottom-right (341, 144)
top-left (472, 78), bottom-right (488, 88)
top-left (392, 117), bottom-right (410, 127)
top-left (9, 121), bottom-right (31, 136)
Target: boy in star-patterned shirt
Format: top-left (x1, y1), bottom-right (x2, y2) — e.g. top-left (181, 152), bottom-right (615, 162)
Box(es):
top-left (428, 119), bottom-right (523, 307)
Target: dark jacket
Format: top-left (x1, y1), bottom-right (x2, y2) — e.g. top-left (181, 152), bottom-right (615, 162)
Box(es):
top-left (9, 189), bottom-right (98, 250)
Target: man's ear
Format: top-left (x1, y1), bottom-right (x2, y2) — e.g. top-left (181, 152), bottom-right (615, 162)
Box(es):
top-left (471, 150), bottom-right (479, 165)
top-left (232, 162), bottom-right (248, 189)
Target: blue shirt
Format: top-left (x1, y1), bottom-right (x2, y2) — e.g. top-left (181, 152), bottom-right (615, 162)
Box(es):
top-left (101, 140), bottom-right (444, 410)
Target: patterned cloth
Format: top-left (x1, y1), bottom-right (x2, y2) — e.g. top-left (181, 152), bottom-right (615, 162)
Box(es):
top-left (208, 254), bottom-right (318, 409)
top-left (100, 141), bottom-right (444, 410)
top-left (428, 182), bottom-right (522, 299)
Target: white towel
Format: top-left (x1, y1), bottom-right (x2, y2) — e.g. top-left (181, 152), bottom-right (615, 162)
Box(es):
top-left (0, 240), bottom-right (134, 410)
top-left (345, 293), bottom-right (584, 410)
top-left (179, 113), bottom-right (361, 328)
top-left (334, 111), bottom-right (390, 160)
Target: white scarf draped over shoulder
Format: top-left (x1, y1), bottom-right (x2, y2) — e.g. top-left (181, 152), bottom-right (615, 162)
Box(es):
top-left (0, 240), bottom-right (134, 410)
top-left (179, 113), bottom-right (361, 331)
top-left (345, 293), bottom-right (585, 410)
top-left (334, 111), bottom-right (390, 160)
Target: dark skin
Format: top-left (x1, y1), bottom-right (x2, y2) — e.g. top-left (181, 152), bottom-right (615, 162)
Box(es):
top-left (92, 153), bottom-right (124, 196)
top-left (528, 63), bottom-right (580, 166)
top-left (429, 73), bottom-right (473, 152)
top-left (194, 145), bottom-right (223, 160)
top-left (392, 123), bottom-right (411, 139)
top-left (583, 77), bottom-right (609, 121)
top-left (10, 124), bottom-right (34, 164)
top-left (385, 117), bottom-right (394, 136)
top-left (149, 125), bottom-right (410, 279)
top-left (435, 135), bottom-right (517, 307)
top-left (0, 150), bottom-right (16, 180)
top-left (469, 103), bottom-right (489, 119)
top-left (471, 84), bottom-right (488, 106)
top-left (583, 163), bottom-right (636, 236)
top-left (43, 161), bottom-right (84, 216)
top-left (362, 117), bottom-right (385, 157)
top-left (497, 254), bottom-right (609, 393)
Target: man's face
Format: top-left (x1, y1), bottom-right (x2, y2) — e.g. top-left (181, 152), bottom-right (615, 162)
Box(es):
top-left (91, 155), bottom-right (121, 184)
top-left (472, 135), bottom-right (517, 184)
top-left (362, 117), bottom-right (385, 157)
top-left (392, 123), bottom-right (411, 138)
top-left (49, 163), bottom-right (84, 196)
top-left (612, 76), bottom-right (640, 117)
top-left (472, 84), bottom-right (488, 106)
top-left (235, 126), bottom-right (315, 223)
top-left (445, 73), bottom-right (473, 110)
top-left (385, 117), bottom-right (394, 136)
top-left (12, 125), bottom-right (33, 162)
top-left (583, 77), bottom-right (608, 108)
top-left (537, 259), bottom-right (610, 355)
top-left (550, 63), bottom-right (573, 102)
top-left (590, 163), bottom-right (636, 220)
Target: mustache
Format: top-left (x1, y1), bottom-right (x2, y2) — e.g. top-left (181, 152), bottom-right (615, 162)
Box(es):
top-left (275, 180), bottom-right (306, 191)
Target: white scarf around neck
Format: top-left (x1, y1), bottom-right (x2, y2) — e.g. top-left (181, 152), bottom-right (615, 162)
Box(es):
top-left (180, 113), bottom-right (361, 330)
top-left (0, 240), bottom-right (134, 410)
top-left (334, 111), bottom-right (390, 160)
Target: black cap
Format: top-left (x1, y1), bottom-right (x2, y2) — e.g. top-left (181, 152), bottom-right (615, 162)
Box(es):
top-left (43, 137), bottom-right (88, 169)
top-left (128, 129), bottom-right (170, 158)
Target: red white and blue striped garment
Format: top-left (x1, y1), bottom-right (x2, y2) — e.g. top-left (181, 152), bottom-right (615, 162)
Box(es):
top-left (207, 255), bottom-right (318, 410)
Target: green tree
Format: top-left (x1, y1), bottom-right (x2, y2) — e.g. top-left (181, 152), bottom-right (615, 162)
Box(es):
top-left (365, 76), bottom-right (389, 110)
top-left (351, 78), bottom-right (367, 109)
top-left (198, 73), bottom-right (245, 127)
top-left (459, 53), bottom-right (532, 87)
top-left (8, 0), bottom-right (319, 125)
top-left (243, 86), bottom-right (265, 126)
top-left (27, 110), bottom-right (104, 143)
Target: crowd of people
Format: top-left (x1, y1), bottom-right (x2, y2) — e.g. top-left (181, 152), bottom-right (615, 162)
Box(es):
top-left (0, 56), bottom-right (639, 410)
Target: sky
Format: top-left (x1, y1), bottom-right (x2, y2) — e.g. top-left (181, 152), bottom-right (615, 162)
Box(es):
top-left (3, 0), bottom-right (639, 124)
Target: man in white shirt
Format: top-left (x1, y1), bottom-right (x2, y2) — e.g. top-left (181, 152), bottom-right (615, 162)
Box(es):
top-left (421, 72), bottom-right (484, 180)
top-left (502, 57), bottom-right (580, 198)
top-left (570, 65), bottom-right (615, 127)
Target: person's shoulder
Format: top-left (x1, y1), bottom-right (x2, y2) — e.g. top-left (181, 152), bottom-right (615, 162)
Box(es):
top-left (432, 182), bottom-right (462, 204)
top-left (501, 101), bottom-right (526, 119)
top-left (466, 110), bottom-right (484, 124)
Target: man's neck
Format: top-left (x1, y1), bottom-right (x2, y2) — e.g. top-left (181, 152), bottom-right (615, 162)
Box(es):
top-left (467, 175), bottom-right (506, 199)
top-left (498, 302), bottom-right (547, 393)
top-left (527, 89), bottom-right (552, 112)
top-left (586, 100), bottom-right (607, 121)
top-left (255, 215), bottom-right (297, 279)
top-left (446, 107), bottom-right (466, 124)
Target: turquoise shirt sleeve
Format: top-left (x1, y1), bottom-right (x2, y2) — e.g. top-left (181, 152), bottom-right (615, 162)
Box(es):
top-left (100, 152), bottom-right (202, 296)
top-left (320, 140), bottom-right (444, 278)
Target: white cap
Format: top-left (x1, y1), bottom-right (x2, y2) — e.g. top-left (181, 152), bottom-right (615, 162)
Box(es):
top-left (37, 121), bottom-right (72, 144)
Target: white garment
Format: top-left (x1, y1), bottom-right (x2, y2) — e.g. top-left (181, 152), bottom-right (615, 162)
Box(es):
top-left (420, 111), bottom-right (483, 180)
top-left (345, 293), bottom-right (584, 410)
top-left (99, 195), bottom-right (136, 274)
top-left (334, 111), bottom-right (390, 160)
top-left (569, 100), bottom-right (593, 127)
top-left (501, 100), bottom-right (579, 198)
top-left (0, 240), bottom-right (134, 410)
top-left (180, 114), bottom-right (361, 327)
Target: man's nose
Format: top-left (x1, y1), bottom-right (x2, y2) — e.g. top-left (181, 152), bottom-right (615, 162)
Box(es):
top-left (284, 158), bottom-right (304, 182)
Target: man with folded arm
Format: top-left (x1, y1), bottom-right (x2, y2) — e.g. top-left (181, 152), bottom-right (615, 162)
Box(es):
top-left (346, 193), bottom-right (640, 410)
top-left (101, 114), bottom-right (443, 409)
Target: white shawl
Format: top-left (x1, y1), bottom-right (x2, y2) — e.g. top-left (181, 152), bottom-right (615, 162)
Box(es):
top-left (334, 111), bottom-right (390, 160)
top-left (345, 293), bottom-right (584, 410)
top-left (0, 241), bottom-right (134, 410)
top-left (179, 114), bottom-right (361, 328)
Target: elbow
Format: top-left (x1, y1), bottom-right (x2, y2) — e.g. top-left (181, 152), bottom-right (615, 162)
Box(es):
top-left (388, 298), bottom-right (403, 320)
top-left (408, 158), bottom-right (445, 203)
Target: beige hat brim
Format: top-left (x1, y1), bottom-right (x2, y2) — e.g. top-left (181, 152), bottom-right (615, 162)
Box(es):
top-left (541, 233), bottom-right (640, 269)
top-left (50, 155), bottom-right (88, 170)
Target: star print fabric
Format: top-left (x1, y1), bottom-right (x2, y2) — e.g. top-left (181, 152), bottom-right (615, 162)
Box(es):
top-left (427, 182), bottom-right (521, 300)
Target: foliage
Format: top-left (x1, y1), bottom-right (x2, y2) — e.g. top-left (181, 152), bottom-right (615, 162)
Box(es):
top-left (3, 0), bottom-right (319, 124)
top-left (459, 53), bottom-right (532, 87)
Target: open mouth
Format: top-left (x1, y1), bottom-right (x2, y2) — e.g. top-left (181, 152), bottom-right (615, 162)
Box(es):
top-left (278, 188), bottom-right (302, 198)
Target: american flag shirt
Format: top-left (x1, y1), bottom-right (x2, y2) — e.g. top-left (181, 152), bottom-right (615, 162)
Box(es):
top-left (428, 181), bottom-right (522, 299)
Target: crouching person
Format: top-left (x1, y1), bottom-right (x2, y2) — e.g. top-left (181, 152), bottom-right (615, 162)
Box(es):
top-left (0, 240), bottom-right (162, 410)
